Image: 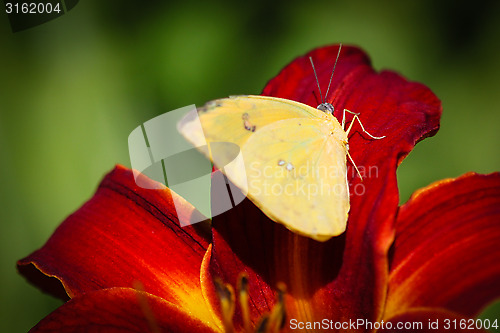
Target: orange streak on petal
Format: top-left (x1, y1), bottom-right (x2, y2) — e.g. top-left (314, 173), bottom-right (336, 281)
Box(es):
top-left (200, 244), bottom-right (225, 331)
top-left (29, 287), bottom-right (220, 333)
top-left (287, 234), bottom-right (314, 324)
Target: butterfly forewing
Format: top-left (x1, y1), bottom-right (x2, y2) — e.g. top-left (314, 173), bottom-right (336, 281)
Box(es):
top-left (178, 96), bottom-right (321, 147)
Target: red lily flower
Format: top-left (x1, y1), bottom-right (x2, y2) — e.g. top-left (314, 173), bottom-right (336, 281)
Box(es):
top-left (18, 45), bottom-right (500, 333)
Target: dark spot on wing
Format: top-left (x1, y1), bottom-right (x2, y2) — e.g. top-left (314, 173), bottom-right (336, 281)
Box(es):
top-left (242, 112), bottom-right (256, 132)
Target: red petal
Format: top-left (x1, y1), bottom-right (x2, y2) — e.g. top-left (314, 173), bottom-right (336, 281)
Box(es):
top-left (380, 308), bottom-right (489, 332)
top-left (18, 166), bottom-right (215, 324)
top-left (386, 172), bottom-right (500, 318)
top-left (209, 180), bottom-right (346, 329)
top-left (28, 287), bottom-right (219, 333)
top-left (209, 45), bottom-right (441, 326)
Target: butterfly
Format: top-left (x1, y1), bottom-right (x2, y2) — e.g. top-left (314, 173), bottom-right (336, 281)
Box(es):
top-left (177, 45), bottom-right (385, 242)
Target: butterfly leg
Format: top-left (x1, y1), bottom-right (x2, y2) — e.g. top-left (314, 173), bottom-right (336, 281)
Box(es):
top-left (345, 150), bottom-right (363, 180)
top-left (344, 111), bottom-right (386, 139)
top-left (341, 109), bottom-right (359, 129)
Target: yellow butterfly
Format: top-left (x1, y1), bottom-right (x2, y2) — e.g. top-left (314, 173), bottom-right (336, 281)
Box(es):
top-left (178, 46), bottom-right (384, 242)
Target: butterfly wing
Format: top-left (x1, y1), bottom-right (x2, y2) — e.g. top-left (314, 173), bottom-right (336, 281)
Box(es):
top-left (178, 95), bottom-right (349, 241)
top-left (240, 117), bottom-right (349, 241)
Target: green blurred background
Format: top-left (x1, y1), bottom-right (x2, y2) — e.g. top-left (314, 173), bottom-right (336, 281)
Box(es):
top-left (1, 1), bottom-right (499, 332)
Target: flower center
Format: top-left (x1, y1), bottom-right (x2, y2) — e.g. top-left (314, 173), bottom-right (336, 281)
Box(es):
top-left (215, 275), bottom-right (286, 333)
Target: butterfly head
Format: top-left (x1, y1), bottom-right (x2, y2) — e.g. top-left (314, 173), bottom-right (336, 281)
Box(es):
top-left (317, 102), bottom-right (335, 114)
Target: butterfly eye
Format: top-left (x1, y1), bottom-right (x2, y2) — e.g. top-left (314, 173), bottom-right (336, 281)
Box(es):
top-left (317, 103), bottom-right (334, 114)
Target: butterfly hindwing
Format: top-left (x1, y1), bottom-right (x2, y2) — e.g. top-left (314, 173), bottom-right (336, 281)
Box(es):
top-left (240, 118), bottom-right (349, 240)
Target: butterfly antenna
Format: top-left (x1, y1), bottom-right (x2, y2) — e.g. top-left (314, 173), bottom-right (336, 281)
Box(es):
top-left (309, 56), bottom-right (324, 103)
top-left (324, 43), bottom-right (342, 101)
